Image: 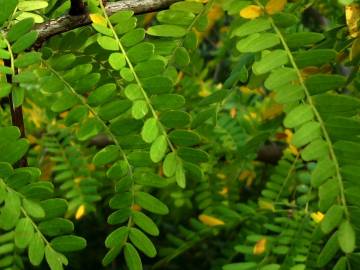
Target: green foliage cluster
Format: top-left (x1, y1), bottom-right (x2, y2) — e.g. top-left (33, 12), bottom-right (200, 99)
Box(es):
top-left (0, 0), bottom-right (359, 269)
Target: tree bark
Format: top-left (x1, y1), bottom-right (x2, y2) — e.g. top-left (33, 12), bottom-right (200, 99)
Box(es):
top-left (35, 0), bottom-right (181, 44)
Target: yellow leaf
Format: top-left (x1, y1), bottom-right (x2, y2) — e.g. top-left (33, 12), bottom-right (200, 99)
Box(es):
top-left (230, 107), bottom-right (237, 118)
top-left (265, 0), bottom-right (287, 15)
top-left (258, 200), bottom-right (275, 211)
top-left (311, 211), bottom-right (324, 223)
top-left (132, 204), bottom-right (142, 211)
top-left (284, 129), bottom-right (293, 144)
top-left (27, 134), bottom-right (37, 144)
top-left (261, 103), bottom-right (283, 120)
top-left (87, 163), bottom-right (96, 171)
top-left (239, 5), bottom-right (263, 19)
top-left (199, 214), bottom-right (225, 226)
top-left (75, 205), bottom-right (86, 220)
top-left (219, 187), bottom-right (228, 196)
top-left (89, 13), bottom-right (107, 26)
top-left (287, 144), bottom-right (299, 156)
top-left (74, 177), bottom-right (83, 184)
top-left (346, 4), bottom-right (360, 38)
top-left (216, 173), bottom-right (227, 180)
top-left (253, 238), bottom-right (267, 255)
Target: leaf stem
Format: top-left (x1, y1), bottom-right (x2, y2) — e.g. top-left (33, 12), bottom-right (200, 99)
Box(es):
top-left (269, 17), bottom-right (349, 218)
top-left (99, 0), bottom-right (177, 153)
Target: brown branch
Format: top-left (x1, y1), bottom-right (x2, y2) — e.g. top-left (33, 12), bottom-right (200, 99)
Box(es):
top-left (4, 60), bottom-right (28, 167)
top-left (35, 0), bottom-right (181, 44)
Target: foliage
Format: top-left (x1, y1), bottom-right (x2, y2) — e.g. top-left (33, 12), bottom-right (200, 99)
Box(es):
top-left (0, 0), bottom-right (359, 269)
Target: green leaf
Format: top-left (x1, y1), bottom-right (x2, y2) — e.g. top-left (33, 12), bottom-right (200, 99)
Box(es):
top-left (223, 262), bottom-right (257, 270)
top-left (28, 232), bottom-right (45, 266)
top-left (264, 67), bottom-right (297, 90)
top-left (102, 245), bottom-right (122, 266)
top-left (253, 50), bottom-right (288, 75)
top-left (14, 217), bottom-right (33, 248)
top-left (45, 245), bottom-right (64, 270)
top-left (107, 209), bottom-right (131, 225)
top-left (175, 162), bottom-right (186, 188)
top-left (171, 1), bottom-right (204, 13)
top-left (333, 257), bottom-right (347, 270)
top-left (76, 118), bottom-right (102, 141)
top-left (135, 192), bottom-right (169, 215)
top-left (132, 211), bottom-right (159, 236)
top-left (319, 178), bottom-right (339, 211)
top-left (294, 49), bottom-right (337, 68)
top-left (232, 18), bottom-right (271, 37)
top-left (321, 205), bottom-right (343, 234)
top-left (7, 18), bottom-right (34, 42)
top-left (157, 10), bottom-right (195, 26)
top-left (338, 220), bottom-right (355, 253)
top-left (88, 83), bottom-right (116, 106)
top-left (121, 28), bottom-right (145, 47)
top-left (110, 10), bottom-right (134, 24)
top-left (141, 118), bottom-right (159, 143)
top-left (0, 190), bottom-right (20, 230)
top-left (0, 0), bottom-right (18, 25)
top-left (93, 145), bottom-right (120, 166)
top-left (14, 52), bottom-right (42, 67)
top-left (18, 1), bottom-right (48, 11)
top-left (97, 36), bottom-right (118, 51)
top-left (275, 84), bottom-right (305, 104)
top-left (115, 16), bottom-right (137, 34)
top-left (160, 110), bottom-right (191, 128)
top-left (143, 76), bottom-right (173, 94)
top-left (301, 139), bottom-right (328, 161)
top-left (136, 172), bottom-right (168, 188)
top-left (317, 231), bottom-right (339, 267)
top-left (131, 100), bottom-right (148, 119)
top-left (174, 47), bottom-right (190, 67)
top-left (120, 67), bottom-right (134, 81)
top-left (0, 82), bottom-right (12, 98)
top-left (284, 104), bottom-right (314, 128)
top-left (134, 60), bottom-right (165, 78)
top-left (124, 243), bottom-right (142, 270)
top-left (108, 53), bottom-right (126, 70)
top-left (150, 135), bottom-right (168, 163)
top-left (12, 31), bottom-right (38, 53)
top-left (311, 157), bottom-right (336, 187)
top-left (105, 226), bottom-right (128, 248)
top-left (169, 130), bottom-right (200, 146)
top-left (291, 121), bottom-right (321, 148)
top-left (305, 74), bottom-right (346, 95)
top-left (0, 138), bottom-right (29, 165)
top-left (41, 199), bottom-right (68, 219)
top-left (51, 92), bottom-right (79, 113)
top-left (124, 84), bottom-right (143, 101)
top-left (237, 33), bottom-right (280, 53)
top-left (98, 98), bottom-right (131, 121)
top-left (178, 147), bottom-right (209, 163)
top-left (23, 198), bottom-right (45, 218)
top-left (285, 32), bottom-right (324, 48)
top-left (127, 42), bottom-right (154, 63)
top-left (129, 228), bottom-right (156, 257)
top-left (38, 218), bottom-right (74, 237)
top-left (163, 152), bottom-right (177, 177)
top-left (147, 25), bottom-right (187, 37)
top-left (109, 192), bottom-right (132, 209)
top-left (51, 235), bottom-right (87, 252)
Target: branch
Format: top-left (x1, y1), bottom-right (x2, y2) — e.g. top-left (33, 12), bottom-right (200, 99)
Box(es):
top-left (35, 0), bottom-right (181, 44)
top-left (4, 60), bottom-right (28, 167)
